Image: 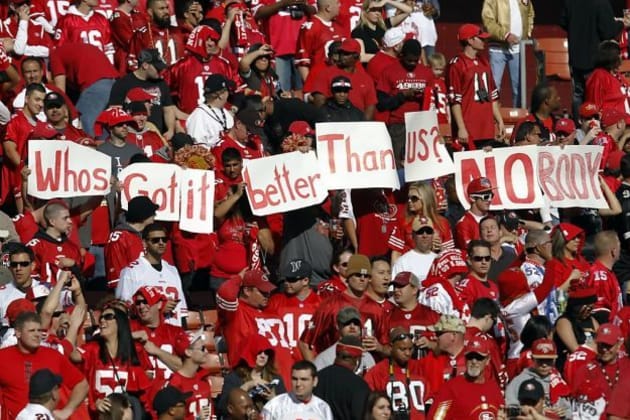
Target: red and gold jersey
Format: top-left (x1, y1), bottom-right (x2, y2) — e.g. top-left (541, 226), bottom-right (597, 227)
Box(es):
top-left (267, 291), bottom-right (321, 354)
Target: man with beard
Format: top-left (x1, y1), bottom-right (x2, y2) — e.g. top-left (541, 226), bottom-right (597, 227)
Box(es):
top-left (146, 0), bottom-right (185, 65)
top-left (428, 337), bottom-right (502, 419)
top-left (364, 328), bottom-right (431, 419)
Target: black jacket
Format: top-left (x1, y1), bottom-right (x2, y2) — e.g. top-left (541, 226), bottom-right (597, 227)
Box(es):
top-left (315, 99), bottom-right (365, 123)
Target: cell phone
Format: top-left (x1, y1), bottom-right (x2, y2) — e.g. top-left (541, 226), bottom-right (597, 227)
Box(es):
top-left (506, 405), bottom-right (521, 418)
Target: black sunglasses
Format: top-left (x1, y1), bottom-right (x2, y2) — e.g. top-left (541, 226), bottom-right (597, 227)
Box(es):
top-left (339, 262), bottom-right (349, 267)
top-left (408, 195), bottom-right (421, 203)
top-left (148, 237), bottom-right (168, 244)
top-left (285, 277), bottom-right (303, 283)
top-left (414, 227), bottom-right (434, 235)
top-left (465, 353), bottom-right (487, 361)
top-left (100, 313), bottom-right (116, 321)
top-left (391, 333), bottom-right (413, 343)
top-left (342, 319), bottom-right (362, 327)
top-left (9, 261), bottom-right (31, 268)
top-left (134, 299), bottom-right (148, 306)
top-left (471, 255), bottom-right (491, 262)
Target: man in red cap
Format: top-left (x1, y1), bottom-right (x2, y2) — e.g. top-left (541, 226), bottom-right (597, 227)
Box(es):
top-left (454, 176), bottom-right (496, 249)
top-left (576, 102), bottom-right (602, 144)
top-left (129, 286), bottom-right (188, 382)
top-left (388, 271), bottom-right (440, 336)
top-left (553, 118), bottom-right (576, 145)
top-left (570, 323), bottom-right (630, 406)
top-left (164, 25), bottom-right (240, 115)
top-left (448, 23), bottom-right (504, 150)
top-left (309, 38), bottom-right (377, 120)
top-left (124, 100), bottom-right (166, 158)
top-left (95, 107), bottom-right (143, 175)
top-left (364, 327), bottom-right (431, 419)
top-left (590, 107), bottom-right (627, 169)
top-left (428, 337), bottom-right (502, 419)
top-left (216, 269), bottom-right (294, 384)
top-left (295, 0), bottom-right (343, 81)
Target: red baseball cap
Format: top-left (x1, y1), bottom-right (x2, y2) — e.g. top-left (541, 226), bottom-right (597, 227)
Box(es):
top-left (464, 337), bottom-right (490, 357)
top-left (595, 323), bottom-right (623, 346)
top-left (531, 338), bottom-right (557, 359)
top-left (288, 121), bottom-right (314, 137)
top-left (392, 271), bottom-right (420, 288)
top-left (338, 38), bottom-right (361, 54)
top-left (467, 177), bottom-right (496, 195)
top-left (133, 286), bottom-right (166, 306)
top-left (555, 118), bottom-right (576, 135)
top-left (125, 88), bottom-right (156, 103)
top-left (497, 267), bottom-right (530, 306)
top-left (6, 298), bottom-right (36, 324)
top-left (457, 24), bottom-right (489, 42)
top-left (601, 108), bottom-right (629, 127)
top-left (242, 270), bottom-right (276, 293)
top-left (579, 102), bottom-right (600, 119)
top-left (173, 330), bottom-right (205, 357)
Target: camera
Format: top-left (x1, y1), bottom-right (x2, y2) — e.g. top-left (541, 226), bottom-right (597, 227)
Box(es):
top-left (506, 405), bottom-right (521, 419)
top-left (476, 88), bottom-right (490, 103)
top-left (287, 5), bottom-right (304, 19)
top-left (392, 402), bottom-right (410, 420)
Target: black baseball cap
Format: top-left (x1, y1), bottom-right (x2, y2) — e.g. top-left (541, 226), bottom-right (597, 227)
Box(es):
top-left (44, 92), bottom-right (65, 110)
top-left (29, 368), bottom-right (62, 398)
top-left (126, 196), bottom-right (159, 223)
top-left (153, 386), bottom-right (192, 415)
top-left (518, 379), bottom-right (544, 404)
top-left (204, 74), bottom-right (230, 95)
top-left (281, 259), bottom-right (312, 280)
top-left (138, 48), bottom-right (167, 72)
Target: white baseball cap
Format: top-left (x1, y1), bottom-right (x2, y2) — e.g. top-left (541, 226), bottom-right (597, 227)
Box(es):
top-left (383, 27), bottom-right (405, 48)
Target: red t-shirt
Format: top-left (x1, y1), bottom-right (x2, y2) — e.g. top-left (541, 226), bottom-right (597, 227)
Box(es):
top-left (586, 68), bottom-right (630, 116)
top-left (0, 345), bottom-right (85, 420)
top-left (350, 189), bottom-right (401, 257)
top-left (447, 53), bottom-right (498, 146)
top-left (267, 291), bottom-right (322, 356)
top-left (388, 304), bottom-right (440, 335)
top-left (428, 375), bottom-right (502, 419)
top-left (364, 359), bottom-right (430, 419)
top-left (251, 0), bottom-right (308, 56)
top-left (171, 223), bottom-right (217, 274)
top-left (456, 275), bottom-right (499, 307)
top-left (310, 65), bottom-right (377, 112)
top-left (49, 43), bottom-right (119, 91)
top-left (544, 256), bottom-right (591, 289)
top-left (454, 211), bottom-right (482, 250)
top-left (295, 15), bottom-right (344, 70)
top-left (377, 60), bottom-right (434, 124)
top-left (1, 111), bottom-right (35, 203)
top-left (212, 134), bottom-right (265, 172)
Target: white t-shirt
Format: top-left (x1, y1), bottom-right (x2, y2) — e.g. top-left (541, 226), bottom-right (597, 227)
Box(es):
top-left (116, 256), bottom-right (188, 326)
top-left (0, 280), bottom-right (72, 325)
top-left (262, 392), bottom-right (334, 420)
top-left (392, 250), bottom-right (437, 284)
top-left (186, 104), bottom-right (234, 148)
top-left (17, 403), bottom-right (54, 420)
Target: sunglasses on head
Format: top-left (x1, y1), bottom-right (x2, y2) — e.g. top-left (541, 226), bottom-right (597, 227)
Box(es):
top-left (471, 255), bottom-right (491, 262)
top-left (391, 333), bottom-right (413, 343)
top-left (465, 353), bottom-right (487, 361)
top-left (9, 261), bottom-right (31, 268)
top-left (100, 313), bottom-right (116, 321)
top-left (470, 192), bottom-right (493, 201)
top-left (414, 227), bottom-right (434, 235)
top-left (148, 237), bottom-right (168, 244)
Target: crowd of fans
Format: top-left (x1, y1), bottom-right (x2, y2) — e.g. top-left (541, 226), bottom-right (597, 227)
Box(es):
top-left (1, 0), bottom-right (630, 419)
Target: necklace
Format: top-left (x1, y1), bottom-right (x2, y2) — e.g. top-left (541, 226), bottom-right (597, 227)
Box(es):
top-left (204, 106), bottom-right (228, 132)
top-left (600, 361), bottom-right (620, 388)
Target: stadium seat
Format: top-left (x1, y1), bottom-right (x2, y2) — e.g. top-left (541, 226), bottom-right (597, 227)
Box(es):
top-left (184, 309), bottom-right (218, 331)
top-left (534, 38), bottom-right (570, 81)
top-left (202, 352), bottom-right (230, 375)
top-left (500, 107), bottom-right (530, 138)
top-left (620, 59), bottom-right (630, 76)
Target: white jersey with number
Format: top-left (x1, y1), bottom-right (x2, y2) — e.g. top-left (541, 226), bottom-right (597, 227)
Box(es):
top-left (115, 256), bottom-right (187, 326)
top-left (262, 392), bottom-right (334, 420)
top-left (16, 403), bottom-right (54, 420)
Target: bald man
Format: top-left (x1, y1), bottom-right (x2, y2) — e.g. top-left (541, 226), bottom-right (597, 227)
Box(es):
top-left (226, 389), bottom-right (257, 420)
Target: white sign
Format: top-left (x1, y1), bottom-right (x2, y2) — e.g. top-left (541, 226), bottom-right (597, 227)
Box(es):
top-left (119, 163), bottom-right (182, 221)
top-left (28, 140), bottom-right (111, 199)
top-left (179, 169), bottom-right (215, 233)
top-left (316, 122), bottom-right (400, 190)
top-left (243, 151), bottom-right (328, 216)
top-left (404, 111), bottom-right (455, 181)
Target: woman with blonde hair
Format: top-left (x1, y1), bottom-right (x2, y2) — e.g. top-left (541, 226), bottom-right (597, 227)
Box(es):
top-left (389, 182), bottom-right (453, 263)
top-left (351, 0), bottom-right (412, 59)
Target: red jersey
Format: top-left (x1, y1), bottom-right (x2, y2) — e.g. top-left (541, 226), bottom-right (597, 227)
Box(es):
top-left (36, 0), bottom-right (71, 27)
top-left (590, 132), bottom-right (619, 170)
top-left (428, 375), bottom-right (502, 420)
top-left (210, 217), bottom-right (249, 279)
top-left (377, 61), bottom-right (435, 124)
top-left (586, 68), bottom-right (630, 116)
top-left (310, 65), bottom-right (377, 112)
top-left (364, 359), bottom-right (430, 419)
top-left (165, 371), bottom-right (214, 420)
top-left (104, 225), bottom-right (144, 289)
top-left (1, 111), bottom-right (35, 204)
top-left (130, 319), bottom-right (188, 381)
top-left (447, 52), bottom-right (498, 146)
top-left (454, 211), bottom-right (483, 250)
top-left (126, 129), bottom-right (165, 157)
top-left (12, 212), bottom-right (39, 243)
top-left (77, 341), bottom-right (152, 413)
top-left (590, 260), bottom-right (623, 323)
top-left (54, 5), bottom-right (115, 61)
top-left (571, 357), bottom-right (630, 402)
top-left (316, 274), bottom-right (347, 298)
top-left (418, 350), bottom-right (467, 393)
top-left (544, 256), bottom-right (591, 289)
top-left (295, 15), bottom-right (344, 70)
top-left (267, 291), bottom-right (321, 354)
top-left (49, 42), bottom-right (119, 91)
top-left (563, 345), bottom-right (598, 388)
top-left (171, 223), bottom-right (217, 274)
top-left (149, 24), bottom-right (185, 65)
top-left (465, 326), bottom-right (506, 388)
top-left (387, 304), bottom-right (440, 336)
top-left (251, 0), bottom-right (307, 56)
top-left (0, 14), bottom-right (53, 51)
top-left (367, 51), bottom-right (397, 81)
top-left (164, 54), bottom-right (238, 114)
top-left (337, 0), bottom-right (363, 36)
top-left (212, 133), bottom-right (265, 170)
top-left (0, 345), bottom-right (85, 420)
top-left (423, 77), bottom-right (450, 125)
top-left (26, 231), bottom-right (83, 284)
top-left (456, 275), bottom-right (499, 307)
top-left (300, 292), bottom-right (388, 353)
top-left (110, 7), bottom-right (151, 74)
top-left (216, 276), bottom-right (295, 385)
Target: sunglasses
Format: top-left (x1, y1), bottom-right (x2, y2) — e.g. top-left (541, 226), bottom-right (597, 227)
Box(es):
top-left (470, 193), bottom-right (494, 201)
top-left (471, 255), bottom-right (492, 262)
top-left (9, 261), bottom-right (31, 268)
top-left (414, 227), bottom-right (434, 235)
top-left (342, 319), bottom-right (362, 327)
top-left (391, 333), bottom-right (413, 343)
top-left (408, 195), bottom-right (421, 203)
top-left (534, 358), bottom-right (555, 365)
top-left (368, 7), bottom-right (382, 12)
top-left (339, 262), bottom-right (349, 267)
top-left (148, 237), bottom-right (168, 244)
top-left (134, 299), bottom-right (148, 306)
top-left (465, 353), bottom-right (487, 361)
top-left (100, 313), bottom-right (116, 322)
top-left (353, 273), bottom-right (371, 279)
